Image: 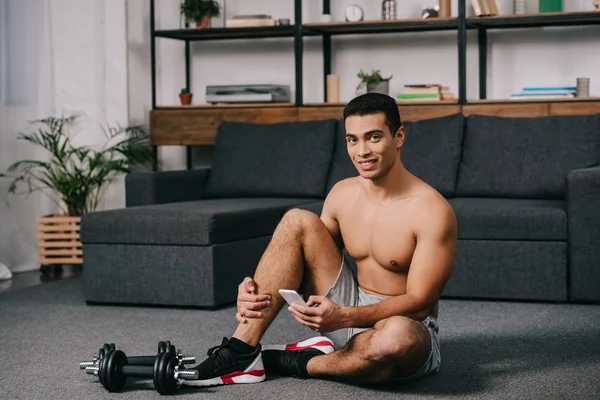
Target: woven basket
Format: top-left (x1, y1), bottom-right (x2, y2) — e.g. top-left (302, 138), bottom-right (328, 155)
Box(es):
top-left (37, 215), bottom-right (82, 265)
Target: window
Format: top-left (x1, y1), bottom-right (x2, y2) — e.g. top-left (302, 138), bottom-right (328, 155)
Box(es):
top-left (0, 0), bottom-right (41, 106)
top-left (0, 0), bottom-right (6, 104)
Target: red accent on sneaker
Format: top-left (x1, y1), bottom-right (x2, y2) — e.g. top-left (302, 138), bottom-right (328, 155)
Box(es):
top-left (220, 369), bottom-right (265, 384)
top-left (285, 340), bottom-right (333, 351)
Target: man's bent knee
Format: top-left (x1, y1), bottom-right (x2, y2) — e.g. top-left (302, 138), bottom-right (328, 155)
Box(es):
top-left (367, 316), bottom-right (429, 363)
top-left (281, 208), bottom-right (323, 231)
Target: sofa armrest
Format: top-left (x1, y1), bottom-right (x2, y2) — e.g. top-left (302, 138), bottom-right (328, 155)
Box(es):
top-left (567, 165), bottom-right (600, 302)
top-left (125, 168), bottom-right (211, 207)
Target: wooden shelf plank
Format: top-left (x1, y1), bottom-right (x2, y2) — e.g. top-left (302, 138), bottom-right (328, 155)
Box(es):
top-left (467, 97), bottom-right (600, 104)
top-left (303, 18), bottom-right (458, 35)
top-left (463, 103), bottom-right (549, 117)
top-left (150, 100), bottom-right (600, 146)
top-left (304, 100), bottom-right (459, 107)
top-left (467, 11), bottom-right (600, 29)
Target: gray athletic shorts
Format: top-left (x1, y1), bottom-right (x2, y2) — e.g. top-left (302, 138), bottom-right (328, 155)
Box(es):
top-left (323, 252), bottom-right (441, 382)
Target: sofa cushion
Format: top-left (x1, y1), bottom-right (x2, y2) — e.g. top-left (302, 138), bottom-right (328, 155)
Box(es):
top-left (402, 113), bottom-right (465, 197)
top-left (448, 198), bottom-right (567, 241)
top-left (456, 114), bottom-right (600, 199)
top-left (290, 200), bottom-right (324, 216)
top-left (80, 198), bottom-right (320, 246)
top-left (325, 120), bottom-right (358, 194)
top-left (325, 114), bottom-right (465, 196)
top-left (204, 120), bottom-right (337, 199)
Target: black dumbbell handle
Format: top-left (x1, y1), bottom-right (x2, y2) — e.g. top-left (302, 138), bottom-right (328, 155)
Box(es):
top-left (120, 365), bottom-right (154, 378)
top-left (126, 356), bottom-right (156, 366)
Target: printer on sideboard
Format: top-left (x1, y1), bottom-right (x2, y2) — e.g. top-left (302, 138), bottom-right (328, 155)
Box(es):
top-left (206, 84), bottom-right (291, 104)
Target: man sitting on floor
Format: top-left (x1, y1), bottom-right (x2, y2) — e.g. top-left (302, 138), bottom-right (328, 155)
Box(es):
top-left (185, 92), bottom-right (457, 386)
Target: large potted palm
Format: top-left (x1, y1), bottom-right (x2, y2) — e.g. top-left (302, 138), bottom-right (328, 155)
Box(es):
top-left (0, 116), bottom-right (154, 274)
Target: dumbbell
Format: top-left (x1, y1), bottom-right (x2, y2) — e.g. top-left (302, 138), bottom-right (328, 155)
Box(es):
top-left (80, 341), bottom-right (195, 370)
top-left (85, 349), bottom-right (198, 394)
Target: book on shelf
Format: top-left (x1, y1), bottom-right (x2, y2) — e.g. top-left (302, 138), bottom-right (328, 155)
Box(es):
top-left (226, 19), bottom-right (276, 28)
top-left (226, 14), bottom-right (277, 28)
top-left (472, 0), bottom-right (499, 16)
top-left (511, 85), bottom-right (576, 99)
top-left (397, 84), bottom-right (456, 102)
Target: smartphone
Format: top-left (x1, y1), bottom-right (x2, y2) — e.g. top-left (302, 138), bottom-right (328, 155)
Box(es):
top-left (278, 289), bottom-right (307, 307)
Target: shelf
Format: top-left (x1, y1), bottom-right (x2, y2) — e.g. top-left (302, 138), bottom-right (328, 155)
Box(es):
top-left (304, 100), bottom-right (459, 107)
top-left (467, 11), bottom-right (600, 29)
top-left (154, 26), bottom-right (296, 41)
top-left (467, 97), bottom-right (600, 104)
top-left (157, 99), bottom-right (600, 108)
top-left (156, 103), bottom-right (295, 109)
top-left (303, 18), bottom-right (458, 36)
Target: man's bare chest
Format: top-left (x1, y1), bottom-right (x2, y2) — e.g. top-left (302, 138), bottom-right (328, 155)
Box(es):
top-left (338, 206), bottom-right (416, 270)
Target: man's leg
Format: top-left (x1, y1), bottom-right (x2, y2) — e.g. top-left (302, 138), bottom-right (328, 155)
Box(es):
top-left (183, 209), bottom-right (343, 387)
top-left (306, 316), bottom-right (433, 384)
top-left (232, 208), bottom-right (343, 346)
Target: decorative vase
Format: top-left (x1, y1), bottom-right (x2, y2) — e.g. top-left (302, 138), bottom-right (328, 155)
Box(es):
top-left (326, 74), bottom-right (340, 103)
top-left (179, 93), bottom-right (193, 105)
top-left (439, 0), bottom-right (451, 17)
top-left (539, 0), bottom-right (563, 13)
top-left (382, 0), bottom-right (397, 20)
top-left (367, 80), bottom-right (390, 95)
top-left (195, 16), bottom-right (211, 29)
top-left (514, 0), bottom-right (526, 14)
top-left (37, 214), bottom-right (82, 271)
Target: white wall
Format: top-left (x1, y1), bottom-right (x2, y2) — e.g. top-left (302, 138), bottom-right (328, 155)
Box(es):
top-left (145, 0), bottom-right (599, 108)
top-left (0, 0), bottom-right (54, 272)
top-left (132, 0), bottom-right (599, 169)
top-left (1, 0), bottom-right (598, 271)
top-left (0, 0), bottom-right (129, 272)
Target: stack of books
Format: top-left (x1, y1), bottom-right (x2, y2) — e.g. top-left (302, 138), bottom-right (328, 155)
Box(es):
top-left (226, 14), bottom-right (276, 28)
top-left (510, 86), bottom-right (576, 100)
top-left (397, 84), bottom-right (457, 102)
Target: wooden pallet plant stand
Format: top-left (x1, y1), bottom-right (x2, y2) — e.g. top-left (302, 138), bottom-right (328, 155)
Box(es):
top-left (37, 215), bottom-right (82, 273)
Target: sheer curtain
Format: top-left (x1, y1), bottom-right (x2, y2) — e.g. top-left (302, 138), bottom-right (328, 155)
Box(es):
top-left (0, 0), bottom-right (55, 274)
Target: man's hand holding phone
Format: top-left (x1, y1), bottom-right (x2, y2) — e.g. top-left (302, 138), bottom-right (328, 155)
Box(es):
top-left (280, 289), bottom-right (345, 333)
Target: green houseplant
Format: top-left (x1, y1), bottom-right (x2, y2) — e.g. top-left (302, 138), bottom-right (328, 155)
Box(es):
top-left (0, 116), bottom-right (154, 217)
top-left (180, 0), bottom-right (221, 29)
top-left (179, 87), bottom-right (193, 105)
top-left (356, 69), bottom-right (393, 94)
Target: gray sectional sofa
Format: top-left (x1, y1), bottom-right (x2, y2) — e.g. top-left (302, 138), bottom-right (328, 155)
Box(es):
top-left (80, 113), bottom-right (600, 308)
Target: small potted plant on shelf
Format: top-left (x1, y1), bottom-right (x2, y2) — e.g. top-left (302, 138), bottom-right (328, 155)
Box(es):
top-left (179, 87), bottom-right (193, 105)
top-left (356, 69), bottom-right (393, 95)
top-left (0, 116), bottom-right (154, 274)
top-left (180, 0), bottom-right (220, 29)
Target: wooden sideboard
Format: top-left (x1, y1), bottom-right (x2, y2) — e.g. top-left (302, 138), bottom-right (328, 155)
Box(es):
top-left (150, 99), bottom-right (600, 146)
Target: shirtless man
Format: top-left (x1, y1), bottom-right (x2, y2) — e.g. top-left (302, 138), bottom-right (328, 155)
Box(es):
top-left (185, 93), bottom-right (457, 387)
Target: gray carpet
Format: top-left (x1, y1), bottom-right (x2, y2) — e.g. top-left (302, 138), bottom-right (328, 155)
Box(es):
top-left (1, 278), bottom-right (599, 400)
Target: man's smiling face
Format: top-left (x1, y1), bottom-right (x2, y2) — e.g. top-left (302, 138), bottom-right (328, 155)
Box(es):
top-left (345, 112), bottom-right (404, 180)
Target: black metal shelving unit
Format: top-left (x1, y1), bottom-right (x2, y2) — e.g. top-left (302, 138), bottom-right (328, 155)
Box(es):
top-left (149, 0), bottom-right (467, 112)
top-left (468, 11), bottom-right (600, 100)
top-left (149, 0), bottom-right (600, 168)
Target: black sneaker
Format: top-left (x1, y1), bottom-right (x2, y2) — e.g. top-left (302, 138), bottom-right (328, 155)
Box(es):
top-left (261, 336), bottom-right (335, 378)
top-left (181, 337), bottom-right (265, 387)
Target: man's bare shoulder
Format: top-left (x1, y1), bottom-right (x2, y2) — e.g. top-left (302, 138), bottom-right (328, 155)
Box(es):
top-left (322, 177), bottom-right (360, 218)
top-left (325, 177), bottom-right (361, 201)
top-left (408, 186), bottom-right (456, 239)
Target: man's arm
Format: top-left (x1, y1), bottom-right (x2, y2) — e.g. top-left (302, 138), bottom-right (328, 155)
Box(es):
top-left (319, 182), bottom-right (347, 250)
top-left (341, 199), bottom-right (457, 326)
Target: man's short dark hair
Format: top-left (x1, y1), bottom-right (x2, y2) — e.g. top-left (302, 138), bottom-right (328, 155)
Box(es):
top-left (343, 93), bottom-right (402, 136)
